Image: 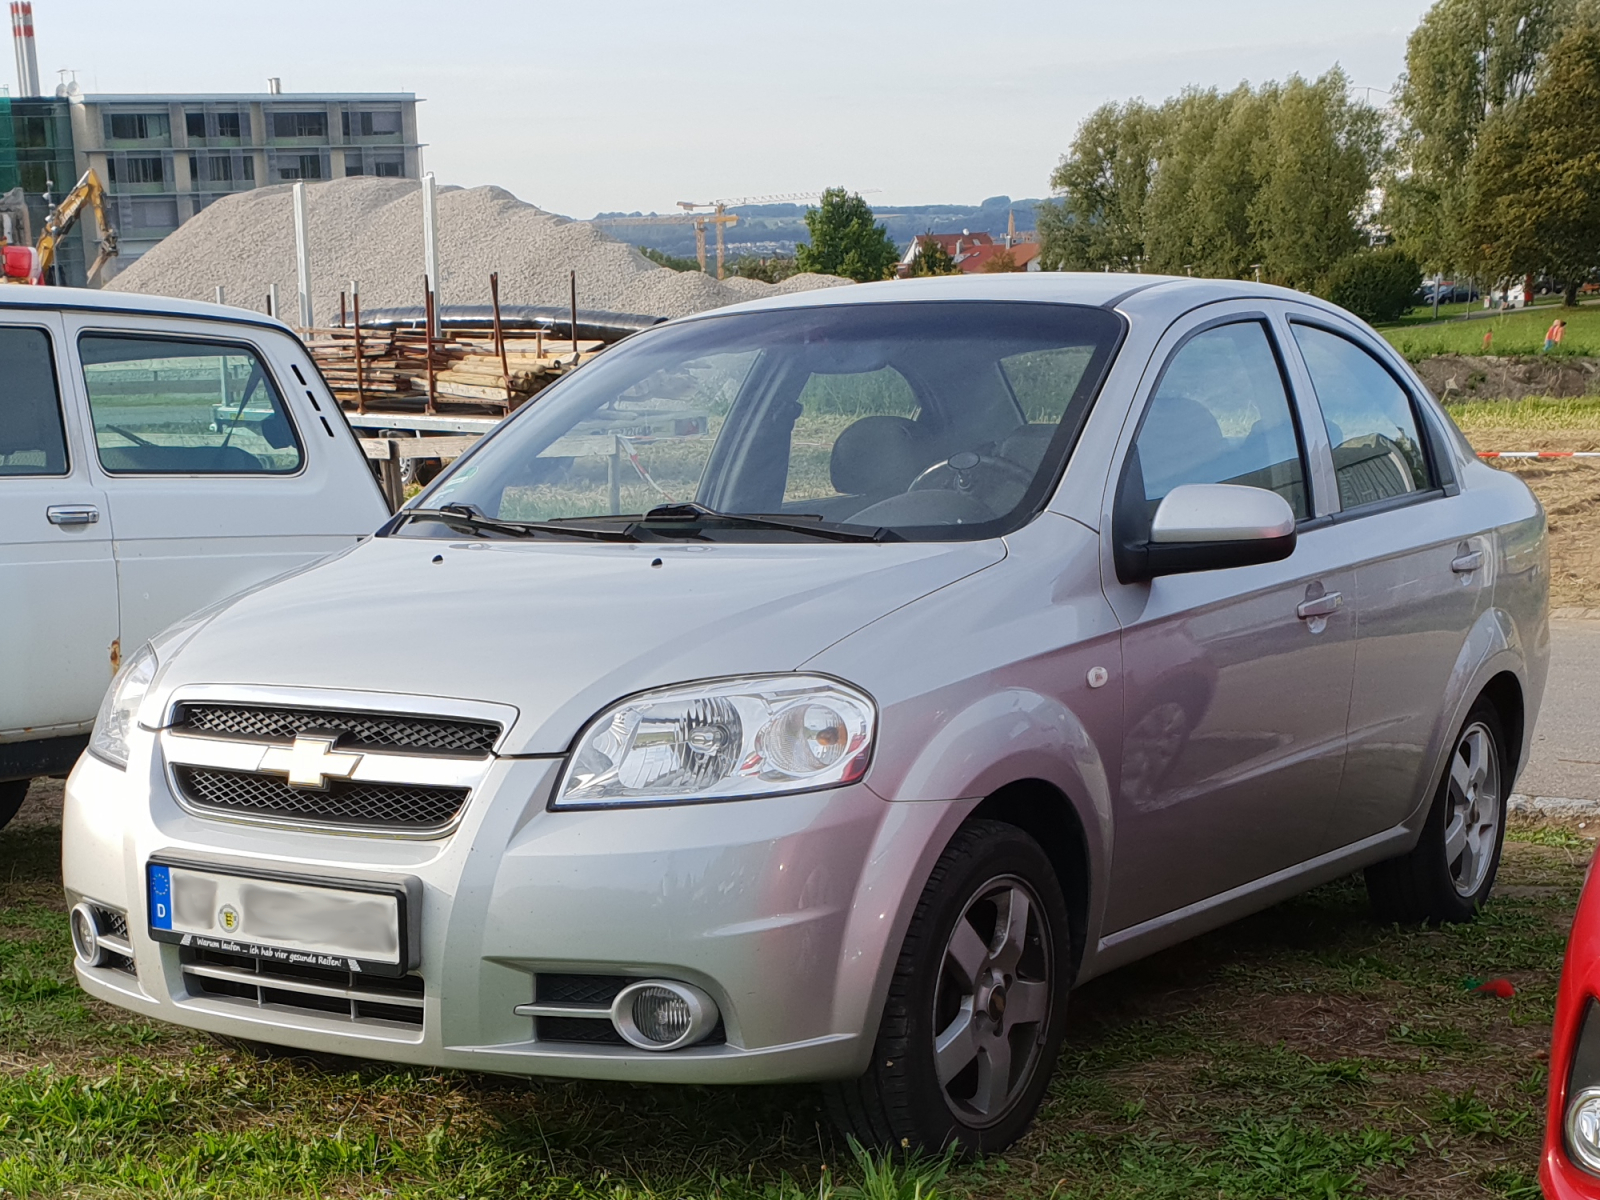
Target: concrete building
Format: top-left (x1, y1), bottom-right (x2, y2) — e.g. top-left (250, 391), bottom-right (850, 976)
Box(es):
top-left (64, 85), bottom-right (422, 279)
top-left (0, 93), bottom-right (85, 283)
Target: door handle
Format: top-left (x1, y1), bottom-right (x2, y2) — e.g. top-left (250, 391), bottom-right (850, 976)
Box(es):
top-left (46, 505), bottom-right (99, 526)
top-left (1451, 550), bottom-right (1484, 574)
top-left (1296, 591), bottom-right (1343, 619)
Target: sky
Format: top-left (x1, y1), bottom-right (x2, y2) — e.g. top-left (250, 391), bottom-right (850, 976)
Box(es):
top-left (24, 0), bottom-right (1435, 219)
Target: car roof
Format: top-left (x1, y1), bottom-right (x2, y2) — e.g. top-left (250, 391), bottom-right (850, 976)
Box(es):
top-left (679, 271), bottom-right (1349, 323)
top-left (0, 284), bottom-right (291, 333)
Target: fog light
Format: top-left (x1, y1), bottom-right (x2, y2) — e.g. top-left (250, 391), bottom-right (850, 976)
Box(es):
top-left (70, 902), bottom-right (107, 968)
top-left (1570, 1087), bottom-right (1600, 1173)
top-left (610, 980), bottom-right (717, 1051)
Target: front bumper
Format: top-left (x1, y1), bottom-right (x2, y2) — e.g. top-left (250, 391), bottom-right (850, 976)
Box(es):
top-left (63, 743), bottom-right (969, 1083)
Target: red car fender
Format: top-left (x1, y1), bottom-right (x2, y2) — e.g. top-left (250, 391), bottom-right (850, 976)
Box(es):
top-left (1544, 853), bottom-right (1600, 1198)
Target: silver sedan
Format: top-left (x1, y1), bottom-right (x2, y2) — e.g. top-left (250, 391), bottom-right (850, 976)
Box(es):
top-left (63, 273), bottom-right (1548, 1153)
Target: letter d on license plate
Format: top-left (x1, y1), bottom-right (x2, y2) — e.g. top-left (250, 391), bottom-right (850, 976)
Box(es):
top-left (146, 859), bottom-right (414, 977)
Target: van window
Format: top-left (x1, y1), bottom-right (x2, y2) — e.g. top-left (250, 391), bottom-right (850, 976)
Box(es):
top-left (79, 334), bottom-right (303, 475)
top-left (0, 327), bottom-right (69, 476)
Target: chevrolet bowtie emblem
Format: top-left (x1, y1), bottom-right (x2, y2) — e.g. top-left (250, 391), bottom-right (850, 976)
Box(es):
top-left (259, 734), bottom-right (362, 790)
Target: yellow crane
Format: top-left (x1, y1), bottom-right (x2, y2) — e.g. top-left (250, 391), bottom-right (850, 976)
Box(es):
top-left (0, 169), bottom-right (119, 286)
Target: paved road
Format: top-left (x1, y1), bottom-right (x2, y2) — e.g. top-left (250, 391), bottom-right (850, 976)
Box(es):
top-left (1520, 619), bottom-right (1600, 800)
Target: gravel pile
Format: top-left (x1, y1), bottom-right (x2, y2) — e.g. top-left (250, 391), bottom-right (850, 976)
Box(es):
top-left (106, 178), bottom-right (851, 321)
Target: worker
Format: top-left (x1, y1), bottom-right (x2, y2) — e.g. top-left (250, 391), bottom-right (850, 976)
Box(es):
top-left (1545, 318), bottom-right (1568, 353)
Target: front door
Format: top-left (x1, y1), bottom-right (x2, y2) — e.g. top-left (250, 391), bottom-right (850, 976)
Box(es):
top-left (62, 316), bottom-right (366, 651)
top-left (0, 316), bottom-right (120, 738)
top-left (1100, 311), bottom-right (1357, 933)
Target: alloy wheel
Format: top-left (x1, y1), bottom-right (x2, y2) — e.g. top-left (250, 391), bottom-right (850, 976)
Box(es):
top-left (932, 875), bottom-right (1053, 1128)
top-left (1445, 720), bottom-right (1501, 898)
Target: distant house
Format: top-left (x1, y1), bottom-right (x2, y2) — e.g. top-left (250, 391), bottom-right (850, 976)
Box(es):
top-left (898, 228), bottom-right (1041, 275)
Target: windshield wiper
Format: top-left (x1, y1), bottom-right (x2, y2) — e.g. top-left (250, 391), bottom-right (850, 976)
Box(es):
top-left (400, 505), bottom-right (637, 542)
top-left (635, 502), bottom-right (891, 543)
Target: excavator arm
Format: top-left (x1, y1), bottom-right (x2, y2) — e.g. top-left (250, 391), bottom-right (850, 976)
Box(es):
top-left (37, 169), bottom-right (119, 284)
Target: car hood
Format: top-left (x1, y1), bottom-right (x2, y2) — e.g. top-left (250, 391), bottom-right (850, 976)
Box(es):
top-left (152, 534), bottom-right (1007, 754)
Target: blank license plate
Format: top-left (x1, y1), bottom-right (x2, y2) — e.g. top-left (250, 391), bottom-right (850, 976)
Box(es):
top-left (147, 861), bottom-right (407, 976)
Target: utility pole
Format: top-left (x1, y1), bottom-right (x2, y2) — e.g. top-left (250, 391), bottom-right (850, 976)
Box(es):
top-left (293, 181), bottom-right (313, 329)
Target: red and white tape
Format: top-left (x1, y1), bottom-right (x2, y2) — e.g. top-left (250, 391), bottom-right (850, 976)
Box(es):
top-left (1478, 451), bottom-right (1600, 459)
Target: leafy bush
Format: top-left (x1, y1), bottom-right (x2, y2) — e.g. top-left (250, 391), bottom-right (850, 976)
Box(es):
top-left (1322, 248), bottom-right (1423, 324)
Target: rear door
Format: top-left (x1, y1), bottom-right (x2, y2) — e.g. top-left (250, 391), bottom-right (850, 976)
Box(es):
top-left (0, 314), bottom-right (120, 738)
top-left (1281, 314), bottom-right (1490, 843)
top-left (61, 312), bottom-right (385, 651)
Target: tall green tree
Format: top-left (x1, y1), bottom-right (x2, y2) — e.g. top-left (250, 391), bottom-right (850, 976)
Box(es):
top-left (1248, 70), bottom-right (1384, 289)
top-left (1389, 0), bottom-right (1575, 268)
top-left (794, 189), bottom-right (900, 282)
top-left (1036, 100), bottom-right (1167, 271)
top-left (1463, 18), bottom-right (1600, 304)
top-left (909, 235), bottom-right (960, 276)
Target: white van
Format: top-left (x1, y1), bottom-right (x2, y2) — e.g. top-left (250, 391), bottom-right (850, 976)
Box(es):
top-left (0, 287), bottom-right (389, 827)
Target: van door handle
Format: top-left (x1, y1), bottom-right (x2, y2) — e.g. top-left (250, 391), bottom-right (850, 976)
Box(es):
top-left (1296, 591), bottom-right (1343, 619)
top-left (1451, 550), bottom-right (1484, 574)
top-left (46, 505), bottom-right (99, 526)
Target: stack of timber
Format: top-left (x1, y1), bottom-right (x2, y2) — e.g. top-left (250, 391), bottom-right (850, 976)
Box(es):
top-left (303, 324), bottom-right (604, 417)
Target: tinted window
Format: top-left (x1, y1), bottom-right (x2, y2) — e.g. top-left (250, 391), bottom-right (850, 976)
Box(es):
top-left (1132, 321), bottom-right (1307, 518)
top-left (1292, 325), bottom-right (1429, 510)
top-left (79, 335), bottom-right (302, 475)
top-left (418, 302), bottom-right (1123, 542)
top-left (0, 327), bottom-right (68, 476)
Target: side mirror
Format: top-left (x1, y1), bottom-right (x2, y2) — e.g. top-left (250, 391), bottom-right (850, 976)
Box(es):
top-left (1126, 483), bottom-right (1297, 581)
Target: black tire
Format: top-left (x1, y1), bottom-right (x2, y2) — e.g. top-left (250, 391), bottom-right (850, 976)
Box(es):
top-left (0, 779), bottom-right (28, 832)
top-left (1365, 698), bottom-right (1509, 924)
top-left (824, 819), bottom-right (1071, 1154)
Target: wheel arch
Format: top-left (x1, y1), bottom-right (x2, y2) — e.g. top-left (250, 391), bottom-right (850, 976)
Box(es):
top-left (968, 780), bottom-right (1092, 981)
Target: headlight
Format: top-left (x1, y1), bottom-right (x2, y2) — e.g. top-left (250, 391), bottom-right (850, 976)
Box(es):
top-left (553, 674), bottom-right (875, 809)
top-left (88, 643), bottom-right (157, 769)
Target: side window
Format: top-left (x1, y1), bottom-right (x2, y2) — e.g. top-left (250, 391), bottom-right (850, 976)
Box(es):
top-left (79, 334), bottom-right (303, 475)
top-left (1132, 321), bottom-right (1308, 519)
top-left (1291, 324), bottom-right (1430, 510)
top-left (0, 327), bottom-right (69, 476)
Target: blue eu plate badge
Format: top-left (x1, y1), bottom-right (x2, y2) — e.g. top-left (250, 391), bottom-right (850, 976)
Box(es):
top-left (148, 864), bottom-right (172, 930)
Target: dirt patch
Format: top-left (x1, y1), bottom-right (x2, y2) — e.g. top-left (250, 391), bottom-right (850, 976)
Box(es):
top-left (1497, 458), bottom-right (1600, 608)
top-left (1416, 354), bottom-right (1600, 401)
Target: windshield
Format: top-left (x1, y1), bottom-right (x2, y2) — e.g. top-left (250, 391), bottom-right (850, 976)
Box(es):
top-left (405, 301), bottom-right (1123, 542)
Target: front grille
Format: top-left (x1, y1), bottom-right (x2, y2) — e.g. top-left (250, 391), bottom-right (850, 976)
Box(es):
top-left (539, 1015), bottom-right (628, 1045)
top-left (175, 703), bottom-right (499, 756)
top-left (180, 945), bottom-right (424, 1030)
top-left (175, 765), bottom-right (468, 832)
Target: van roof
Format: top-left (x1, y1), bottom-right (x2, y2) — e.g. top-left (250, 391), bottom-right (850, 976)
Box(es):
top-left (0, 285), bottom-right (292, 332)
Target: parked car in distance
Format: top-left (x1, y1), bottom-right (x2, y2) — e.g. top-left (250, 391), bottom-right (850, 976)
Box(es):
top-left (0, 287), bottom-right (390, 829)
top-left (62, 273), bottom-right (1548, 1153)
top-left (1543, 854), bottom-right (1600, 1196)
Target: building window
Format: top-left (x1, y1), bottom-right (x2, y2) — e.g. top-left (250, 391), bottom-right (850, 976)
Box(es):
top-left (108, 157), bottom-right (165, 185)
top-left (277, 154), bottom-right (324, 181)
top-left (15, 115), bottom-right (50, 149)
top-left (185, 111), bottom-right (206, 139)
top-left (271, 111), bottom-right (327, 140)
top-left (216, 111), bottom-right (241, 139)
top-left (241, 155), bottom-right (255, 181)
top-left (106, 112), bottom-right (170, 141)
top-left (342, 109), bottom-right (402, 138)
top-left (125, 197), bottom-right (179, 230)
top-left (373, 156), bottom-right (403, 177)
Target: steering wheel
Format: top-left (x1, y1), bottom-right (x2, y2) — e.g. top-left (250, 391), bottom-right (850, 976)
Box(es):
top-left (908, 449), bottom-right (1035, 495)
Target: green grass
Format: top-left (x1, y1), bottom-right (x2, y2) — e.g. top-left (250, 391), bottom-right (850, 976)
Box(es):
top-left (1444, 395), bottom-right (1600, 437)
top-left (2, 787), bottom-right (1589, 1198)
top-left (1381, 304), bottom-right (1600, 359)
